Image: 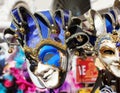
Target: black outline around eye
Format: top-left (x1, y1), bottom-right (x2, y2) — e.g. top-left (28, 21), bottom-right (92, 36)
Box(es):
top-left (103, 50), bottom-right (115, 55)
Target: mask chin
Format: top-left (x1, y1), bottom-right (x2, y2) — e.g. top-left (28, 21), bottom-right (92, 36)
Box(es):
top-left (109, 65), bottom-right (120, 78)
top-left (26, 59), bottom-right (45, 88)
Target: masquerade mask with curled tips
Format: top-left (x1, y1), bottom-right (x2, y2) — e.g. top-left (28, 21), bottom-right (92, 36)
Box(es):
top-left (83, 9), bottom-right (106, 37)
top-left (95, 31), bottom-right (120, 77)
top-left (4, 6), bottom-right (71, 89)
top-left (65, 17), bottom-right (94, 57)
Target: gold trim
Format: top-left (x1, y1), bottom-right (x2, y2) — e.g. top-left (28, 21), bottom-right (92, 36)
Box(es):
top-left (19, 27), bottom-right (25, 34)
top-left (110, 30), bottom-right (120, 42)
top-left (14, 34), bottom-right (19, 39)
top-left (8, 47), bottom-right (13, 53)
top-left (36, 39), bottom-right (67, 51)
top-left (23, 39), bottom-right (66, 62)
top-left (65, 31), bottom-right (71, 37)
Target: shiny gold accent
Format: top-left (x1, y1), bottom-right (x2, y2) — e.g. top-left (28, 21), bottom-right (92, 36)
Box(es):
top-left (51, 29), bottom-right (57, 34)
top-left (19, 27), bottom-right (25, 34)
top-left (74, 51), bottom-right (79, 56)
top-left (23, 46), bottom-right (38, 58)
top-left (89, 25), bottom-right (94, 30)
top-left (100, 46), bottom-right (115, 57)
top-left (111, 30), bottom-right (120, 42)
top-left (23, 46), bottom-right (33, 53)
top-left (65, 31), bottom-right (70, 37)
top-left (112, 29), bottom-right (118, 35)
top-left (33, 49), bottom-right (38, 57)
top-left (8, 47), bottom-right (13, 53)
top-left (76, 35), bottom-right (83, 42)
top-left (14, 34), bottom-right (18, 38)
top-left (51, 24), bottom-right (57, 34)
top-left (36, 39), bottom-right (67, 51)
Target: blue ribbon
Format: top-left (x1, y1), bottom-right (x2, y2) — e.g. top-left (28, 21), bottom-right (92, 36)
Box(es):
top-left (26, 13), bottom-right (40, 48)
top-left (63, 10), bottom-right (70, 26)
top-left (11, 7), bottom-right (41, 48)
top-left (110, 10), bottom-right (116, 22)
top-left (12, 8), bottom-right (21, 23)
top-left (105, 12), bottom-right (120, 33)
top-left (105, 14), bottom-right (113, 33)
top-left (110, 10), bottom-right (120, 30)
top-left (41, 11), bottom-right (54, 25)
top-left (37, 17), bottom-right (48, 39)
top-left (55, 15), bottom-right (65, 44)
top-left (35, 11), bottom-right (55, 39)
top-left (54, 10), bottom-right (70, 44)
top-left (11, 8), bottom-right (23, 39)
top-left (35, 14), bottom-right (49, 39)
top-left (10, 22), bottom-right (17, 30)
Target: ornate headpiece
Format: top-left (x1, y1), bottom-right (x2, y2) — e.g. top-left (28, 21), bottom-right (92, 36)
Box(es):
top-left (4, 6), bottom-right (72, 60)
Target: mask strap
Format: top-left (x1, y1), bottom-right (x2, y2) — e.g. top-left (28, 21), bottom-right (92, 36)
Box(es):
top-left (91, 70), bottom-right (103, 93)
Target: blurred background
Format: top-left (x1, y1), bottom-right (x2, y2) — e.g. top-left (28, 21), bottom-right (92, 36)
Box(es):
top-left (0, 0), bottom-right (115, 29)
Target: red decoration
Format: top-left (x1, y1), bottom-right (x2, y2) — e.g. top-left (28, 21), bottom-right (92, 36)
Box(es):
top-left (4, 80), bottom-right (13, 88)
top-left (76, 57), bottom-right (98, 83)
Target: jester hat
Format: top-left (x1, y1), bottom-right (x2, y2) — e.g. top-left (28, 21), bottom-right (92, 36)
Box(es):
top-left (4, 6), bottom-right (72, 89)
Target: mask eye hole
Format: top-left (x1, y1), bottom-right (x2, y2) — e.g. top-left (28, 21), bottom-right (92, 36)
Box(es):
top-left (38, 45), bottom-right (61, 67)
top-left (103, 50), bottom-right (115, 55)
top-left (0, 46), bottom-right (3, 51)
top-left (43, 53), bottom-right (54, 62)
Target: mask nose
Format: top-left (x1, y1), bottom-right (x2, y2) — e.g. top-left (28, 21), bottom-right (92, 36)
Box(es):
top-left (34, 62), bottom-right (52, 75)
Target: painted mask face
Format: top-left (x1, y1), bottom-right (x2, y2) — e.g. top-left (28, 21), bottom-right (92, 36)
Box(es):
top-left (26, 45), bottom-right (68, 89)
top-left (4, 6), bottom-right (71, 89)
top-left (95, 33), bottom-right (120, 77)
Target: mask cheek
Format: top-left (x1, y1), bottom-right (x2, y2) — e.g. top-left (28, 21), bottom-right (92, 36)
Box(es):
top-left (26, 59), bottom-right (45, 88)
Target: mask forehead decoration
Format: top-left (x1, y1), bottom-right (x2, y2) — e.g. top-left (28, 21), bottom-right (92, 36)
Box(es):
top-left (4, 6), bottom-right (72, 89)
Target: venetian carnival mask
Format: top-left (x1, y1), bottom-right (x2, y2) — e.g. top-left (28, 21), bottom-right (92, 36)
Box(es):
top-left (4, 6), bottom-right (71, 89)
top-left (95, 31), bottom-right (120, 77)
top-left (94, 7), bottom-right (120, 78)
top-left (65, 17), bottom-right (95, 58)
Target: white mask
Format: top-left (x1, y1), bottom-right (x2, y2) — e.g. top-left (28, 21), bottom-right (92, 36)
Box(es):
top-left (95, 32), bottom-right (120, 77)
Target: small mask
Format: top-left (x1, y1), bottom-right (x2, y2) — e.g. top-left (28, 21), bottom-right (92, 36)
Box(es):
top-left (95, 32), bottom-right (120, 77)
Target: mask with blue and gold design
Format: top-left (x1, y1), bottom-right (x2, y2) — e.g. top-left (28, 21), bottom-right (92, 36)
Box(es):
top-left (4, 6), bottom-right (71, 89)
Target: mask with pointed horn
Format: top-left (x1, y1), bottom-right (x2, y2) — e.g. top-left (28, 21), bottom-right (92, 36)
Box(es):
top-left (95, 8), bottom-right (120, 77)
top-left (4, 6), bottom-right (72, 89)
